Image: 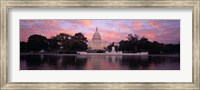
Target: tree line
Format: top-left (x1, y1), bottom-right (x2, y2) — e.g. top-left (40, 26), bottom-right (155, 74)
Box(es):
top-left (20, 32), bottom-right (88, 53)
top-left (107, 34), bottom-right (180, 54)
top-left (21, 33), bottom-right (180, 54)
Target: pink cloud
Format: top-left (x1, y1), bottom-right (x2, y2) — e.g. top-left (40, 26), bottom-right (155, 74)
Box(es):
top-left (101, 32), bottom-right (123, 42)
top-left (79, 20), bottom-right (92, 27)
top-left (142, 33), bottom-right (156, 41)
top-left (132, 20), bottom-right (143, 30)
top-left (85, 33), bottom-right (93, 40)
top-left (46, 20), bottom-right (58, 26)
top-left (102, 33), bottom-right (118, 39)
top-left (67, 20), bottom-right (92, 28)
top-left (20, 20), bottom-right (180, 44)
top-left (20, 28), bottom-right (76, 42)
top-left (118, 23), bottom-right (130, 31)
top-left (155, 30), bottom-right (180, 43)
top-left (20, 29), bottom-right (41, 41)
top-left (148, 21), bottom-right (160, 29)
top-left (22, 20), bottom-right (34, 23)
top-left (89, 27), bottom-right (130, 42)
top-left (44, 29), bottom-right (76, 38)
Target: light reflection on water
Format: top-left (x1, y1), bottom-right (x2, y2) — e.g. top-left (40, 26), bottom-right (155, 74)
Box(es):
top-left (20, 55), bottom-right (180, 70)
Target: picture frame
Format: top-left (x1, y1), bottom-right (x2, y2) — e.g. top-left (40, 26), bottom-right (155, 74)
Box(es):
top-left (0, 0), bottom-right (199, 90)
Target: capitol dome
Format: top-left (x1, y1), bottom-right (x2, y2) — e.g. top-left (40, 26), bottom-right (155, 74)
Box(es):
top-left (87, 27), bottom-right (110, 50)
top-left (92, 27), bottom-right (101, 41)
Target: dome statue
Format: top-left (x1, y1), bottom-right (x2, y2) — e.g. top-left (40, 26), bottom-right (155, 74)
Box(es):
top-left (87, 27), bottom-right (110, 50)
top-left (92, 27), bottom-right (101, 41)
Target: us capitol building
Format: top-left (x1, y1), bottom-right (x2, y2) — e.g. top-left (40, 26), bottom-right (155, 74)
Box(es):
top-left (83, 27), bottom-right (148, 55)
top-left (87, 27), bottom-right (110, 50)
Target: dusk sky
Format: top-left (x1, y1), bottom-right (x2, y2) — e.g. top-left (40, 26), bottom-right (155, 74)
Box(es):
top-left (20, 19), bottom-right (180, 44)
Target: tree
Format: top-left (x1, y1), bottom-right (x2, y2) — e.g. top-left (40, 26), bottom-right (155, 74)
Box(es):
top-left (137, 37), bottom-right (150, 52)
top-left (63, 39), bottom-right (87, 52)
top-left (107, 42), bottom-right (114, 52)
top-left (48, 37), bottom-right (60, 51)
top-left (127, 33), bottom-right (139, 42)
top-left (27, 34), bottom-right (48, 52)
top-left (163, 44), bottom-right (180, 54)
top-left (60, 32), bottom-right (88, 53)
top-left (119, 40), bottom-right (128, 52)
top-left (20, 41), bottom-right (29, 52)
top-left (46, 33), bottom-right (88, 53)
top-left (54, 33), bottom-right (71, 46)
top-left (72, 32), bottom-right (88, 43)
top-left (22, 32), bottom-right (180, 54)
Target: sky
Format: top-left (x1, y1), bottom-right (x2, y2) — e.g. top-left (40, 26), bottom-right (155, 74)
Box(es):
top-left (20, 19), bottom-right (180, 44)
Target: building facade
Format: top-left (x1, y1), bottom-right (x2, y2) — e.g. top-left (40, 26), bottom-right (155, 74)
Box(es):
top-left (87, 27), bottom-right (110, 50)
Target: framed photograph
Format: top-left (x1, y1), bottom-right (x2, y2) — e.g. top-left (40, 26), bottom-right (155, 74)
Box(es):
top-left (1, 0), bottom-right (199, 90)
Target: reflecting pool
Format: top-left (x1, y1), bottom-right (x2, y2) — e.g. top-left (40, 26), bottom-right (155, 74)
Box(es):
top-left (20, 55), bottom-right (180, 70)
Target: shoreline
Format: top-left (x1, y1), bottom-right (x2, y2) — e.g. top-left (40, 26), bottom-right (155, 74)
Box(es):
top-left (20, 53), bottom-right (180, 57)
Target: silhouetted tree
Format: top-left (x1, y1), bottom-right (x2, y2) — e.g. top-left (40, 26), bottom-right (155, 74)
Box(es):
top-left (119, 33), bottom-right (180, 54)
top-left (47, 37), bottom-right (60, 51)
top-left (163, 44), bottom-right (180, 54)
top-left (107, 42), bottom-right (114, 52)
top-left (127, 33), bottom-right (139, 42)
top-left (54, 33), bottom-right (71, 46)
top-left (137, 37), bottom-right (150, 52)
top-left (21, 32), bottom-right (179, 54)
top-left (27, 34), bottom-right (48, 52)
top-left (72, 32), bottom-right (88, 43)
top-left (119, 40), bottom-right (131, 52)
top-left (20, 41), bottom-right (29, 52)
top-left (119, 34), bottom-right (139, 53)
top-left (63, 39), bottom-right (87, 52)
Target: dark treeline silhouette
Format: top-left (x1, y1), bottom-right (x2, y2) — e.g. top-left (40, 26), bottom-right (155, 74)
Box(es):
top-left (107, 34), bottom-right (180, 54)
top-left (20, 32), bottom-right (88, 53)
top-left (21, 33), bottom-right (180, 54)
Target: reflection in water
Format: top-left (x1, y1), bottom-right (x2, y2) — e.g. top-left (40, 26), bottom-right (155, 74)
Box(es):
top-left (20, 55), bottom-right (180, 70)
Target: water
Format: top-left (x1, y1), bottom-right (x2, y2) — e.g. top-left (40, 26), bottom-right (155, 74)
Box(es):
top-left (20, 55), bottom-right (180, 70)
